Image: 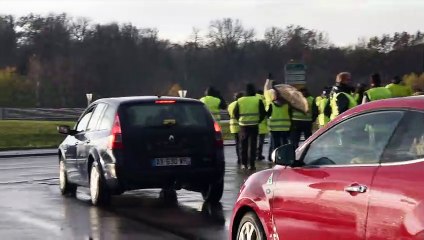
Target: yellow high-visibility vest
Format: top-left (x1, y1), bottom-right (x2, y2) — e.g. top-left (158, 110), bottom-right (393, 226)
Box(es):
top-left (292, 96), bottom-right (314, 121)
top-left (385, 83), bottom-right (412, 98)
top-left (237, 96), bottom-right (260, 126)
top-left (330, 92), bottom-right (357, 120)
top-left (200, 96), bottom-right (221, 121)
top-left (317, 97), bottom-right (329, 127)
top-left (256, 94), bottom-right (269, 134)
top-left (268, 103), bottom-right (291, 131)
top-left (365, 87), bottom-right (392, 101)
top-left (227, 101), bottom-right (239, 134)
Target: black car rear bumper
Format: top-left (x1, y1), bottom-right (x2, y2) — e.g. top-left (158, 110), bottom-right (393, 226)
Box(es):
top-left (103, 161), bottom-right (225, 191)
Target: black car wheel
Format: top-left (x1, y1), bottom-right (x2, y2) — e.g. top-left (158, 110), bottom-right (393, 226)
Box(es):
top-left (201, 179), bottom-right (223, 203)
top-left (59, 157), bottom-right (77, 196)
top-left (90, 162), bottom-right (111, 206)
top-left (236, 212), bottom-right (266, 240)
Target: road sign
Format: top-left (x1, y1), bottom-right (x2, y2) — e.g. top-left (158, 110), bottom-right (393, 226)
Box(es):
top-left (86, 93), bottom-right (93, 106)
top-left (178, 90), bottom-right (187, 97)
top-left (285, 63), bottom-right (306, 85)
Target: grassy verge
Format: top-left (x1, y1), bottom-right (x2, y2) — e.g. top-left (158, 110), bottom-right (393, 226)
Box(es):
top-left (0, 120), bottom-right (75, 150)
top-left (0, 120), bottom-right (234, 151)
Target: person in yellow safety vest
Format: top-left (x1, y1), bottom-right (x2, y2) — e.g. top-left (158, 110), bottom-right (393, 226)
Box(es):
top-left (263, 73), bottom-right (277, 160)
top-left (256, 90), bottom-right (269, 161)
top-left (385, 76), bottom-right (413, 97)
top-left (291, 88), bottom-right (316, 149)
top-left (233, 83), bottom-right (266, 171)
top-left (266, 97), bottom-right (293, 161)
top-left (228, 92), bottom-right (244, 165)
top-left (353, 83), bottom-right (366, 105)
top-left (200, 86), bottom-right (227, 123)
top-left (362, 73), bottom-right (392, 103)
top-left (325, 72), bottom-right (357, 121)
top-left (316, 87), bottom-right (331, 128)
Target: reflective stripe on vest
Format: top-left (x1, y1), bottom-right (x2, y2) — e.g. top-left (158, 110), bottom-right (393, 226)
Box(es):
top-left (200, 96), bottom-right (221, 121)
top-left (256, 94), bottom-right (269, 134)
top-left (292, 96), bottom-right (314, 121)
top-left (268, 103), bottom-right (291, 131)
top-left (227, 101), bottom-right (239, 133)
top-left (237, 96), bottom-right (260, 126)
top-left (317, 97), bottom-right (329, 127)
top-left (330, 92), bottom-right (357, 120)
top-left (365, 87), bottom-right (392, 101)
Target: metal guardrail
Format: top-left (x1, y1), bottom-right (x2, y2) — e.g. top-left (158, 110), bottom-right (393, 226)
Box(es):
top-left (0, 108), bottom-right (230, 121)
top-left (0, 108), bottom-right (84, 121)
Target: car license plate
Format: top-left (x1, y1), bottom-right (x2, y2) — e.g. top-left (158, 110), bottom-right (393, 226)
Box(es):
top-left (153, 157), bottom-right (191, 166)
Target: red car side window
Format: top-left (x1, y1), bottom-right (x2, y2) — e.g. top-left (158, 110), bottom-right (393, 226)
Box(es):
top-left (382, 111), bottom-right (424, 163)
top-left (303, 111), bottom-right (404, 166)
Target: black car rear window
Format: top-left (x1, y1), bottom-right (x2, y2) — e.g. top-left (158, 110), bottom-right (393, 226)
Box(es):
top-left (121, 102), bottom-right (212, 128)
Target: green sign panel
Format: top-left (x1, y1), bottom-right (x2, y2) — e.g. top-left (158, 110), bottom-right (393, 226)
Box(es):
top-left (284, 63), bottom-right (306, 85)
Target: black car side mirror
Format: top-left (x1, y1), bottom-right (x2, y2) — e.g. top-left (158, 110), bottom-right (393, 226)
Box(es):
top-left (272, 144), bottom-right (296, 166)
top-left (57, 125), bottom-right (76, 135)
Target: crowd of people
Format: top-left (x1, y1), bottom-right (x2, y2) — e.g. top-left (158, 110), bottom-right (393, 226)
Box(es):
top-left (200, 72), bottom-right (417, 170)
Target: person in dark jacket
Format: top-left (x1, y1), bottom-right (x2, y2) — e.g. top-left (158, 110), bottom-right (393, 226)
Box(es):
top-left (324, 72), bottom-right (357, 120)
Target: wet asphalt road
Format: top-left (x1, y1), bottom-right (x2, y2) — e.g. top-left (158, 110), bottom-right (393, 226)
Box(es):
top-left (0, 146), bottom-right (274, 240)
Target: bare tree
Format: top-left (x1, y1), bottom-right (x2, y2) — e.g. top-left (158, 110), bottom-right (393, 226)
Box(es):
top-left (207, 18), bottom-right (255, 48)
top-left (70, 17), bottom-right (90, 41)
top-left (187, 27), bottom-right (203, 47)
top-left (264, 26), bottom-right (285, 48)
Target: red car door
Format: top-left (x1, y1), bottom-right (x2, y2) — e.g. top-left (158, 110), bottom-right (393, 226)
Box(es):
top-left (273, 166), bottom-right (377, 240)
top-left (272, 110), bottom-right (404, 240)
top-left (366, 110), bottom-right (424, 240)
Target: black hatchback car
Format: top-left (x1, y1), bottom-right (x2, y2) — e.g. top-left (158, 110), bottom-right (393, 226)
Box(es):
top-left (57, 96), bottom-right (225, 205)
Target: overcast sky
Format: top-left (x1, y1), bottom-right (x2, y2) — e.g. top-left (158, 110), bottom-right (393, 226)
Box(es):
top-left (1, 0), bottom-right (423, 46)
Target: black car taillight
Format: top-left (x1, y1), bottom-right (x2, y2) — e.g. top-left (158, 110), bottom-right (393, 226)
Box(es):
top-left (214, 122), bottom-right (224, 148)
top-left (108, 114), bottom-right (123, 150)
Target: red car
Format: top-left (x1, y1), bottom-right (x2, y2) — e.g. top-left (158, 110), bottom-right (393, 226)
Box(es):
top-left (230, 96), bottom-right (424, 240)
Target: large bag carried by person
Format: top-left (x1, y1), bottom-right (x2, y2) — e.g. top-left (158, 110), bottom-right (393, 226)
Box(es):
top-left (264, 79), bottom-right (309, 113)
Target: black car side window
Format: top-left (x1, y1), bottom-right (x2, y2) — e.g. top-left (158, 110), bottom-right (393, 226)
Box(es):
top-left (87, 103), bottom-right (106, 131)
top-left (98, 105), bottom-right (115, 130)
top-left (382, 111), bottom-right (424, 163)
top-left (76, 108), bottom-right (94, 132)
top-left (302, 111), bottom-right (404, 166)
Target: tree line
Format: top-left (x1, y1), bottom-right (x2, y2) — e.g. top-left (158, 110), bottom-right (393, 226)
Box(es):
top-left (0, 13), bottom-right (423, 107)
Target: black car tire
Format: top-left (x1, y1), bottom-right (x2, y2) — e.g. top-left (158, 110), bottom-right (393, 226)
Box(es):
top-left (90, 162), bottom-right (111, 206)
top-left (236, 212), bottom-right (266, 240)
top-left (201, 179), bottom-right (223, 203)
top-left (59, 157), bottom-right (77, 196)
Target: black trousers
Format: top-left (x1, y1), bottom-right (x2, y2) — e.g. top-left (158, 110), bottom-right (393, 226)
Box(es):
top-left (291, 120), bottom-right (313, 149)
top-left (233, 133), bottom-right (241, 164)
top-left (257, 134), bottom-right (265, 159)
top-left (239, 125), bottom-right (259, 168)
top-left (268, 131), bottom-right (290, 160)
